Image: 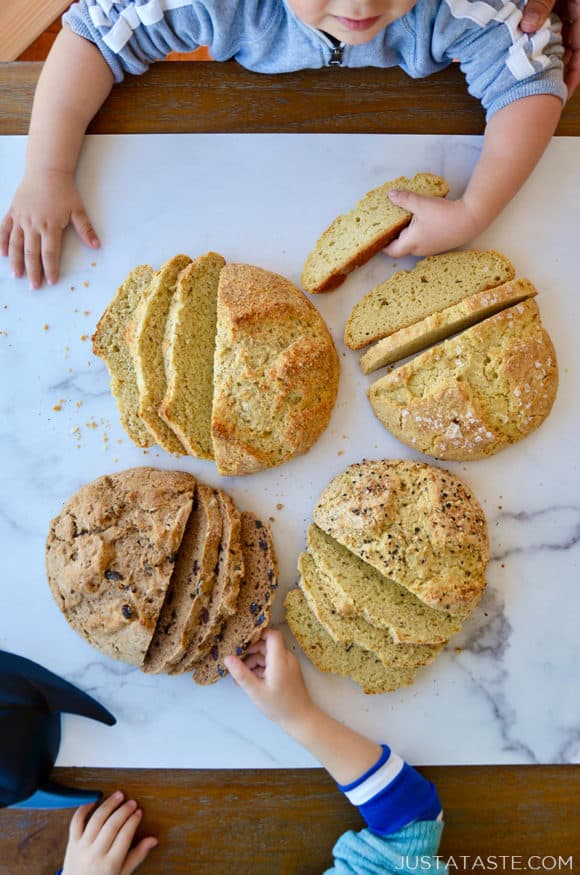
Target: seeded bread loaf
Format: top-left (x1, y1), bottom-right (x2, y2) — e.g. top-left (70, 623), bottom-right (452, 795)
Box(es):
top-left (298, 552), bottom-right (443, 668)
top-left (126, 255), bottom-right (192, 455)
top-left (360, 278), bottom-right (537, 374)
top-left (368, 299), bottom-right (558, 461)
top-left (45, 468), bottom-right (195, 666)
top-left (159, 253), bottom-right (225, 459)
top-left (302, 173), bottom-right (450, 294)
top-left (345, 250), bottom-right (515, 350)
top-left (172, 489), bottom-right (244, 672)
top-left (211, 264), bottom-right (340, 475)
top-left (92, 265), bottom-right (155, 448)
top-left (312, 460), bottom-right (488, 619)
top-left (192, 513), bottom-right (278, 685)
top-left (307, 524), bottom-right (461, 644)
top-left (285, 589), bottom-right (418, 694)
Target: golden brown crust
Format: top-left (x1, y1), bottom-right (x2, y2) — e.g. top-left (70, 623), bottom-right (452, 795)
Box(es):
top-left (211, 264), bottom-right (340, 476)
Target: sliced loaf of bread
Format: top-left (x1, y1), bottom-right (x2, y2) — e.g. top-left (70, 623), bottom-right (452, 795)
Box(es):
top-left (176, 489), bottom-right (244, 670)
top-left (159, 252), bottom-right (225, 459)
top-left (344, 250), bottom-right (515, 350)
top-left (360, 278), bottom-right (537, 374)
top-left (307, 524), bottom-right (460, 644)
top-left (92, 265), bottom-right (155, 448)
top-left (298, 552), bottom-right (443, 668)
top-left (285, 589), bottom-right (417, 694)
top-left (368, 298), bottom-right (558, 461)
top-left (192, 513), bottom-right (278, 685)
top-left (162, 484), bottom-right (222, 673)
top-left (313, 460), bottom-right (489, 619)
top-left (302, 173), bottom-right (449, 294)
top-left (126, 254), bottom-right (192, 454)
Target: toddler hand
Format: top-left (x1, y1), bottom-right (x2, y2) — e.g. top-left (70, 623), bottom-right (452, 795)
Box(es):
top-left (383, 189), bottom-right (483, 257)
top-left (0, 170), bottom-right (100, 289)
top-left (61, 791), bottom-right (157, 875)
top-left (225, 629), bottom-right (315, 734)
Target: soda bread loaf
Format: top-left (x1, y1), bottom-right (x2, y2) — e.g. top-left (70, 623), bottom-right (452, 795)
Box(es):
top-left (125, 254), bottom-right (192, 455)
top-left (360, 278), bottom-right (537, 374)
top-left (142, 483), bottom-right (222, 674)
top-left (306, 524), bottom-right (461, 644)
top-left (211, 264), bottom-right (340, 475)
top-left (172, 489), bottom-right (244, 672)
top-left (92, 265), bottom-right (155, 448)
top-left (45, 468), bottom-right (195, 666)
top-left (302, 173), bottom-right (450, 294)
top-left (344, 250), bottom-right (515, 350)
top-left (312, 460), bottom-right (488, 619)
top-left (159, 253), bottom-right (225, 459)
top-left (368, 299), bottom-right (558, 461)
top-left (285, 589), bottom-right (418, 694)
top-left (298, 552), bottom-right (443, 668)
top-left (192, 513), bottom-right (278, 685)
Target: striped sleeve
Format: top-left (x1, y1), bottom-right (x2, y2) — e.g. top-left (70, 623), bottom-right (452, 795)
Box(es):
top-left (337, 745), bottom-right (442, 835)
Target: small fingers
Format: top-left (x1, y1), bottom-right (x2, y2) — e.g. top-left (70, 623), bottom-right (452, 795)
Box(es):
top-left (121, 836), bottom-right (159, 875)
top-left (71, 209), bottom-right (100, 249)
top-left (244, 653), bottom-right (266, 671)
top-left (383, 227), bottom-right (415, 258)
top-left (520, 0), bottom-right (554, 31)
top-left (84, 791), bottom-right (125, 842)
top-left (24, 230), bottom-right (42, 289)
top-left (108, 808), bottom-right (143, 863)
top-left (0, 214), bottom-right (13, 257)
top-left (95, 798), bottom-right (139, 853)
top-left (8, 225), bottom-right (25, 279)
top-left (41, 228), bottom-right (63, 286)
top-left (69, 801), bottom-right (98, 841)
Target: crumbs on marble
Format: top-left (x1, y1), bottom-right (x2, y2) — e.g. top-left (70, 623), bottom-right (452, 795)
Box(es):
top-left (76, 401), bottom-right (83, 409)
top-left (269, 516), bottom-right (275, 523)
top-left (80, 334), bottom-right (89, 342)
top-left (337, 449), bottom-right (344, 456)
top-left (90, 262), bottom-right (96, 268)
top-left (43, 324), bottom-right (49, 331)
top-left (276, 503), bottom-right (284, 511)
top-left (83, 281), bottom-right (90, 288)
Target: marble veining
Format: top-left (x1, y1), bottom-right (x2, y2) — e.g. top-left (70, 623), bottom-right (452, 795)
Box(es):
top-left (0, 134), bottom-right (578, 768)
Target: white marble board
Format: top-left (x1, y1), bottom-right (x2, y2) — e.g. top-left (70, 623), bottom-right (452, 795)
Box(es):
top-left (0, 133), bottom-right (579, 768)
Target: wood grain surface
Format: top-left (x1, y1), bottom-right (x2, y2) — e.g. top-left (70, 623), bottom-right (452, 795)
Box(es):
top-left (0, 59), bottom-right (579, 875)
top-left (0, 2), bottom-right (72, 62)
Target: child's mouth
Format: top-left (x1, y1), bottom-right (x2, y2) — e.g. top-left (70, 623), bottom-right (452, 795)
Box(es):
top-left (333, 15), bottom-right (382, 31)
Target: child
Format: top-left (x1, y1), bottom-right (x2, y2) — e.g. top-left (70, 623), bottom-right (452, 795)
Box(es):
top-left (0, 0), bottom-right (567, 290)
top-left (58, 629), bottom-right (447, 874)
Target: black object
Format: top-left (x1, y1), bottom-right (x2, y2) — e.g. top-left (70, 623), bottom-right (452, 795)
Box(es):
top-left (0, 650), bottom-right (116, 809)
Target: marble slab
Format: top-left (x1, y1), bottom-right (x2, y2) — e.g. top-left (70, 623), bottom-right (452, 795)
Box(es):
top-left (0, 133), bottom-right (579, 768)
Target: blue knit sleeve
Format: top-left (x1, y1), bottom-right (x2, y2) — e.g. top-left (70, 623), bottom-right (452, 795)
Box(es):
top-left (431, 0), bottom-right (567, 120)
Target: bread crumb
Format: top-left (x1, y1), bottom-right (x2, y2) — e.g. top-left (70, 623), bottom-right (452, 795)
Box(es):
top-left (83, 281), bottom-right (90, 288)
top-left (276, 503), bottom-right (284, 511)
top-left (0, 330), bottom-right (8, 337)
top-left (90, 262), bottom-right (96, 267)
top-left (80, 334), bottom-right (89, 341)
top-left (43, 324), bottom-right (49, 331)
top-left (83, 310), bottom-right (90, 316)
top-left (75, 401), bottom-right (83, 409)
top-left (85, 420), bottom-right (98, 430)
top-left (269, 516), bottom-right (275, 523)
top-left (71, 426), bottom-right (80, 435)
top-left (116, 438), bottom-right (123, 444)
top-left (53, 405), bottom-right (62, 412)
top-left (454, 647), bottom-right (463, 654)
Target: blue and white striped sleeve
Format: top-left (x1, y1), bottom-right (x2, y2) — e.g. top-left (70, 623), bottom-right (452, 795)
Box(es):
top-left (432, 0), bottom-right (567, 120)
top-left (338, 744), bottom-right (442, 835)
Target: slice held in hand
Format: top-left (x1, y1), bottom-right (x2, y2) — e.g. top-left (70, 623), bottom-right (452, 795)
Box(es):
top-left (301, 173), bottom-right (449, 294)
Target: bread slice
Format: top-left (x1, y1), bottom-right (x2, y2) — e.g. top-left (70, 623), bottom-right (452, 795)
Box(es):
top-left (360, 278), bottom-right (537, 374)
top-left (301, 173), bottom-right (449, 294)
top-left (368, 298), bottom-right (558, 461)
top-left (313, 460), bottom-right (489, 619)
top-left (161, 484), bottom-right (222, 673)
top-left (159, 252), bottom-right (225, 459)
top-left (45, 468), bottom-right (195, 667)
top-left (345, 250), bottom-right (515, 350)
top-left (298, 552), bottom-right (442, 668)
top-left (175, 489), bottom-right (244, 670)
top-left (92, 265), bottom-right (155, 448)
top-left (192, 513), bottom-right (278, 685)
top-left (285, 589), bottom-right (417, 694)
top-left (307, 525), bottom-right (460, 644)
top-left (211, 264), bottom-right (339, 475)
top-left (126, 254), bottom-right (192, 455)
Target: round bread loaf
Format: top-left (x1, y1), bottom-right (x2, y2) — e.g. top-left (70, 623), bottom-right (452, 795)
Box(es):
top-left (368, 299), bottom-right (558, 461)
top-left (312, 459), bottom-right (488, 619)
top-left (211, 264), bottom-right (340, 475)
top-left (46, 468), bottom-right (196, 666)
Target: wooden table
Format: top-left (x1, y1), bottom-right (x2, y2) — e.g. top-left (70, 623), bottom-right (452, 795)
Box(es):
top-left (1, 62), bottom-right (579, 875)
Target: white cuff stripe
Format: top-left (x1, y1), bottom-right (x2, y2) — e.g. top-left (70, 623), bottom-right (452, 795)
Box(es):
top-left (97, 0), bottom-right (192, 54)
top-left (344, 753), bottom-right (404, 806)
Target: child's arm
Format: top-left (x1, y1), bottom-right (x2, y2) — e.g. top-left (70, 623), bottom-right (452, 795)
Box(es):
top-left (225, 631), bottom-right (443, 845)
top-left (60, 791), bottom-right (157, 875)
top-left (0, 27), bottom-right (113, 288)
top-left (383, 94), bottom-right (562, 258)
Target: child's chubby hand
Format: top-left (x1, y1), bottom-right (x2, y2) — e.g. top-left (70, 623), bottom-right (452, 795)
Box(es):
top-left (225, 629), bottom-right (315, 735)
top-left (0, 169), bottom-right (100, 290)
top-left (61, 791), bottom-right (158, 875)
top-left (383, 188), bottom-right (484, 257)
